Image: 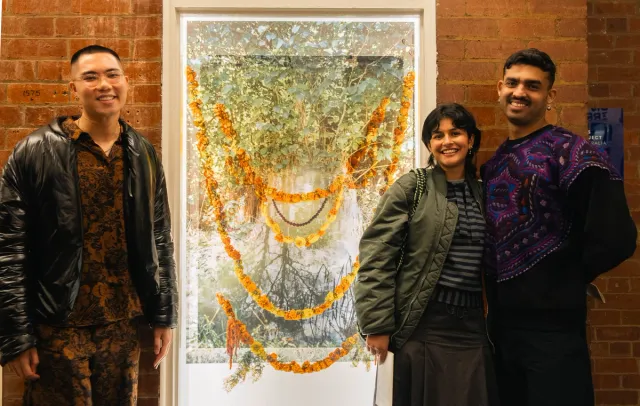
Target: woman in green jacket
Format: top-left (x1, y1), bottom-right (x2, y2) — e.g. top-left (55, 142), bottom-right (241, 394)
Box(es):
top-left (354, 103), bottom-right (498, 406)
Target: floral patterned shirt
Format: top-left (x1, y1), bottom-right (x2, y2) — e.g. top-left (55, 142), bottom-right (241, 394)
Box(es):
top-left (62, 118), bottom-right (143, 326)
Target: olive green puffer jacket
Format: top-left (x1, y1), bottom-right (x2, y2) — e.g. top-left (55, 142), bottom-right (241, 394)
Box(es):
top-left (354, 166), bottom-right (483, 350)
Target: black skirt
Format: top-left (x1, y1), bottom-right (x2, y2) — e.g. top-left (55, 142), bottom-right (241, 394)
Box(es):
top-left (392, 300), bottom-right (500, 406)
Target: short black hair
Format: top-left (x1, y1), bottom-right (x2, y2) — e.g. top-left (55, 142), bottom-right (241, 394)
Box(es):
top-left (422, 103), bottom-right (482, 177)
top-left (503, 48), bottom-right (556, 87)
top-left (71, 45), bottom-right (121, 66)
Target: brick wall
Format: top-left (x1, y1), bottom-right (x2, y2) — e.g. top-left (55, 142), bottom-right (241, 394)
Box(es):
top-left (587, 1), bottom-right (640, 405)
top-left (0, 0), bottom-right (163, 405)
top-left (436, 0), bottom-right (589, 166)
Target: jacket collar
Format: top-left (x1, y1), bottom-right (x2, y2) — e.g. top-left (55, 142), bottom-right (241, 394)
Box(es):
top-left (50, 115), bottom-right (134, 143)
top-left (430, 165), bottom-right (484, 212)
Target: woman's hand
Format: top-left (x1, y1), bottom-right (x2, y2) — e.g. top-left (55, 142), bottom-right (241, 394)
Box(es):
top-left (366, 334), bottom-right (390, 363)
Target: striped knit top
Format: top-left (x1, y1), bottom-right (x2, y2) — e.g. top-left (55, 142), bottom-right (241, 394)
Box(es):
top-left (433, 179), bottom-right (485, 308)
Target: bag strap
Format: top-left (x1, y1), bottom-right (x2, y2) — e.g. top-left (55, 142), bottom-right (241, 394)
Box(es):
top-left (396, 168), bottom-right (427, 271)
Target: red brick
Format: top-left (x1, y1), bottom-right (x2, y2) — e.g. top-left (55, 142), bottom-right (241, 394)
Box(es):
top-left (555, 85), bottom-right (588, 104)
top-left (589, 50), bottom-right (633, 65)
top-left (2, 39), bottom-right (67, 60)
top-left (593, 1), bottom-right (637, 16)
top-left (13, 0), bottom-right (72, 13)
top-left (590, 310), bottom-right (622, 325)
top-left (436, 0), bottom-right (466, 17)
top-left (1, 0), bottom-right (7, 12)
top-left (134, 39), bottom-right (162, 59)
top-left (527, 40), bottom-right (587, 61)
top-left (25, 107), bottom-right (60, 126)
top-left (2, 17), bottom-right (23, 36)
top-left (556, 18), bottom-right (588, 38)
top-left (598, 67), bottom-right (640, 82)
top-left (84, 17), bottom-right (119, 37)
top-left (631, 18), bottom-right (640, 32)
top-left (481, 128), bottom-right (508, 148)
top-left (612, 83), bottom-right (636, 98)
top-left (23, 17), bottom-right (55, 37)
top-left (467, 85), bottom-right (499, 103)
top-left (622, 374), bottom-right (640, 389)
top-left (611, 342), bottom-right (632, 356)
top-left (529, 0), bottom-right (585, 15)
top-left (616, 35), bottom-right (640, 49)
top-left (123, 62), bottom-right (162, 83)
top-left (596, 325), bottom-right (640, 341)
top-left (0, 85), bottom-right (6, 102)
top-left (595, 358), bottom-right (639, 374)
top-left (55, 106), bottom-right (82, 118)
top-left (622, 310), bottom-right (640, 325)
top-left (5, 128), bottom-right (34, 150)
top-left (466, 106), bottom-right (496, 126)
top-left (118, 17), bottom-right (162, 38)
top-left (71, 0), bottom-right (131, 14)
top-left (132, 85), bottom-right (161, 104)
top-left (0, 107), bottom-right (24, 127)
top-left (55, 17), bottom-right (84, 37)
top-left (437, 18), bottom-right (499, 38)
top-left (628, 115), bottom-right (640, 130)
top-left (69, 39), bottom-right (131, 59)
top-left (437, 84), bottom-right (465, 103)
top-left (0, 61), bottom-right (36, 81)
top-left (466, 0), bottom-right (527, 16)
top-left (600, 294), bottom-right (640, 310)
top-left (595, 390), bottom-right (638, 405)
top-left (438, 40), bottom-right (465, 60)
top-left (498, 18), bottom-right (555, 38)
top-left (560, 106), bottom-right (587, 125)
top-left (121, 106), bottom-right (161, 128)
top-left (588, 34), bottom-right (616, 49)
top-left (37, 61), bottom-right (72, 81)
top-left (7, 84), bottom-right (71, 104)
top-left (606, 17), bottom-right (628, 33)
top-left (588, 17), bottom-right (606, 34)
top-left (557, 63), bottom-right (588, 83)
top-left (466, 40), bottom-right (524, 60)
top-left (132, 0), bottom-right (162, 14)
top-left (591, 342), bottom-right (610, 356)
top-left (593, 374), bottom-right (621, 389)
top-left (141, 128), bottom-right (161, 149)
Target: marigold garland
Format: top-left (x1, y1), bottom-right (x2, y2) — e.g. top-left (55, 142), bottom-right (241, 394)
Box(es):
top-left (261, 181), bottom-right (345, 246)
top-left (380, 71), bottom-right (415, 195)
top-left (217, 293), bottom-right (360, 373)
top-left (188, 67), bottom-right (361, 319)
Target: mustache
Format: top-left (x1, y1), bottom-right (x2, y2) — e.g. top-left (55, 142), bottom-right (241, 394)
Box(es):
top-left (507, 96), bottom-right (530, 105)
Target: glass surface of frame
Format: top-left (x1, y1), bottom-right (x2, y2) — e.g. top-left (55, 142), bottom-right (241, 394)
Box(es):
top-left (180, 14), bottom-right (420, 406)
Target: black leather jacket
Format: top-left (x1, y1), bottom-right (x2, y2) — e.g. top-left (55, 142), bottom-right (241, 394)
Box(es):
top-left (0, 117), bottom-right (178, 365)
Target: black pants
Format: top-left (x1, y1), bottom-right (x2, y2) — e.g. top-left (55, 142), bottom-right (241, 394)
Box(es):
top-left (494, 325), bottom-right (594, 406)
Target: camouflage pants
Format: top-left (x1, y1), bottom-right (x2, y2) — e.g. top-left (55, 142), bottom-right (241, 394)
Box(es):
top-left (24, 319), bottom-right (140, 406)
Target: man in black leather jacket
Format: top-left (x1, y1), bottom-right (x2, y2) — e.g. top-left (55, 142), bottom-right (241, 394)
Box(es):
top-left (0, 45), bottom-right (178, 404)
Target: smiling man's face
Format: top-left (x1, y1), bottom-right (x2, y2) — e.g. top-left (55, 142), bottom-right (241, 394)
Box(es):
top-left (70, 52), bottom-right (129, 119)
top-left (498, 64), bottom-right (555, 129)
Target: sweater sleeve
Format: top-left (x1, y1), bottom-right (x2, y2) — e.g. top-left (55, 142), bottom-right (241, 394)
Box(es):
top-left (568, 167), bottom-right (637, 282)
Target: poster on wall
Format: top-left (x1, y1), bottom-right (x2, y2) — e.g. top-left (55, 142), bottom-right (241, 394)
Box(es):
top-left (588, 108), bottom-right (624, 178)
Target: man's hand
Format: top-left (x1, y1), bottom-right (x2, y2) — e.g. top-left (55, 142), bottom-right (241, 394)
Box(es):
top-left (153, 327), bottom-right (173, 369)
top-left (366, 334), bottom-right (390, 363)
top-left (8, 347), bottom-right (40, 381)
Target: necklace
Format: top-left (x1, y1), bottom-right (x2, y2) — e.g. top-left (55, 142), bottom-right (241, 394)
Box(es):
top-left (74, 119), bottom-right (122, 154)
